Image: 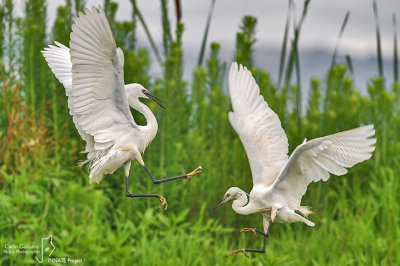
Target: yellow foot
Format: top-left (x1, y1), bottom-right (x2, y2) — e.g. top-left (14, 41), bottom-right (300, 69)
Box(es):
top-left (240, 228), bottom-right (258, 238)
top-left (186, 165), bottom-right (202, 180)
top-left (158, 196), bottom-right (168, 211)
top-left (226, 248), bottom-right (249, 258)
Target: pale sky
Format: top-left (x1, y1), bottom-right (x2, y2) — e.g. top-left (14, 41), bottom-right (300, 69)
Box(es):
top-left (13, 0), bottom-right (400, 88)
top-left (32, 0), bottom-right (400, 58)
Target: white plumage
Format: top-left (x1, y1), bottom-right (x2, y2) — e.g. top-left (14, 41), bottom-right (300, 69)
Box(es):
top-left (43, 7), bottom-right (142, 183)
top-left (228, 62), bottom-right (289, 186)
top-left (42, 6), bottom-right (201, 209)
top-left (272, 125), bottom-right (375, 212)
top-left (215, 62), bottom-right (376, 256)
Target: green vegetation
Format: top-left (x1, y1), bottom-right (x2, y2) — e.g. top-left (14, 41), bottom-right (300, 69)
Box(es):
top-left (1, 0), bottom-right (399, 265)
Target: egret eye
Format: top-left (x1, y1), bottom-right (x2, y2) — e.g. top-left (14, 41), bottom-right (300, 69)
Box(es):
top-left (226, 193), bottom-right (230, 197)
top-left (142, 89), bottom-right (146, 93)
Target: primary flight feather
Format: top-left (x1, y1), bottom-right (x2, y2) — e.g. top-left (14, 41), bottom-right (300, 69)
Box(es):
top-left (214, 62), bottom-right (376, 257)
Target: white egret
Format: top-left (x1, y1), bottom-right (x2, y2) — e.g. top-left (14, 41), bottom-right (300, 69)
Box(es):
top-left (214, 62), bottom-right (376, 257)
top-left (42, 6), bottom-right (202, 210)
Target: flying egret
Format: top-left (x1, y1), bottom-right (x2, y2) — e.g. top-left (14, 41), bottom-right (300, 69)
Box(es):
top-left (42, 6), bottom-right (202, 210)
top-left (214, 62), bottom-right (376, 257)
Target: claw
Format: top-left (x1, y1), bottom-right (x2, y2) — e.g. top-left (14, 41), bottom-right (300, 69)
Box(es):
top-left (226, 248), bottom-right (249, 258)
top-left (158, 196), bottom-right (168, 211)
top-left (186, 165), bottom-right (202, 180)
top-left (240, 228), bottom-right (258, 238)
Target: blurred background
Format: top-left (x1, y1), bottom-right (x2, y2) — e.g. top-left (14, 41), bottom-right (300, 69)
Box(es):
top-left (0, 0), bottom-right (399, 264)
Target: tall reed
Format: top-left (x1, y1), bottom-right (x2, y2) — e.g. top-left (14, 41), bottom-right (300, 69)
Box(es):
top-left (0, 1), bottom-right (399, 264)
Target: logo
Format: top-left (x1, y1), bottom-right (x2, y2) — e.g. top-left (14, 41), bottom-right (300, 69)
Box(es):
top-left (3, 234), bottom-right (83, 264)
top-left (35, 235), bottom-right (56, 263)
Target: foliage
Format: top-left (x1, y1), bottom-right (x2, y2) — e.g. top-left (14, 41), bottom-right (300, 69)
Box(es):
top-left (0, 0), bottom-right (399, 265)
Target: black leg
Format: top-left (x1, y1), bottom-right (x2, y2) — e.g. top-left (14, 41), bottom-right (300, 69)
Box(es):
top-left (143, 165), bottom-right (202, 184)
top-left (125, 175), bottom-right (168, 210)
top-left (244, 228), bottom-right (269, 254)
top-left (227, 223), bottom-right (272, 257)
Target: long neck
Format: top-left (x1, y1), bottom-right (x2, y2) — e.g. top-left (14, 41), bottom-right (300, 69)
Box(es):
top-left (232, 192), bottom-right (256, 215)
top-left (130, 99), bottom-right (158, 147)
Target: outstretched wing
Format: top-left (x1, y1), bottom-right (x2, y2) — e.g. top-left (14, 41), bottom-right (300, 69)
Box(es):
top-left (228, 62), bottom-right (289, 186)
top-left (42, 41), bottom-right (72, 90)
top-left (271, 125), bottom-right (376, 210)
top-left (69, 6), bottom-right (137, 151)
top-left (42, 42), bottom-right (95, 156)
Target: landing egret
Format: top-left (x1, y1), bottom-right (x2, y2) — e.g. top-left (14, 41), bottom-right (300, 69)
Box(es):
top-left (42, 6), bottom-right (202, 210)
top-left (214, 62), bottom-right (376, 257)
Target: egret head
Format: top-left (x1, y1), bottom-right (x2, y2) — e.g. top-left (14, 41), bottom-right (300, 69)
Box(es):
top-left (125, 83), bottom-right (167, 109)
top-left (213, 187), bottom-right (244, 210)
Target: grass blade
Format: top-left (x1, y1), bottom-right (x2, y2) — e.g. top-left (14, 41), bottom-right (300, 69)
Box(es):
top-left (331, 11), bottom-right (350, 68)
top-left (283, 0), bottom-right (311, 140)
top-left (0, 3), bottom-right (4, 58)
top-left (197, 0), bottom-right (216, 66)
top-left (278, 0), bottom-right (292, 88)
top-left (393, 13), bottom-right (398, 82)
top-left (346, 54), bottom-right (354, 79)
top-left (297, 0), bottom-right (311, 30)
top-left (284, 0), bottom-right (310, 88)
top-left (372, 0), bottom-right (383, 76)
top-left (131, 0), bottom-right (163, 69)
top-left (161, 0), bottom-right (172, 57)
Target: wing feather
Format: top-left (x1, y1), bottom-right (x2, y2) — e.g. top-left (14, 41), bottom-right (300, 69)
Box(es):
top-left (70, 6), bottom-right (137, 149)
top-left (228, 62), bottom-right (289, 186)
top-left (42, 6), bottom-right (138, 160)
top-left (271, 125), bottom-right (376, 210)
top-left (42, 41), bottom-right (96, 157)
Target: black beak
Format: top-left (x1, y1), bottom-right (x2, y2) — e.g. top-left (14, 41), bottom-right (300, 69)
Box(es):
top-left (212, 198), bottom-right (225, 211)
top-left (144, 91), bottom-right (167, 109)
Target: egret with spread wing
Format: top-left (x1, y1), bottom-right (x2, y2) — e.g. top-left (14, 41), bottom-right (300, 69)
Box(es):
top-left (42, 6), bottom-right (201, 210)
top-left (214, 62), bottom-right (376, 257)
